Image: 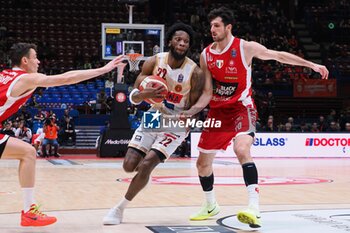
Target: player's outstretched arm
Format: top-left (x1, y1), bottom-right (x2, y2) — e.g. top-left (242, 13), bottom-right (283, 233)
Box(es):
top-left (36, 55), bottom-right (124, 87)
top-left (12, 55), bottom-right (124, 97)
top-left (245, 41), bottom-right (329, 79)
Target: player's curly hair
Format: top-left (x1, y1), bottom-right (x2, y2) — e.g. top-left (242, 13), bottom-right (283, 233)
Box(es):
top-left (165, 22), bottom-right (194, 47)
top-left (208, 7), bottom-right (234, 26)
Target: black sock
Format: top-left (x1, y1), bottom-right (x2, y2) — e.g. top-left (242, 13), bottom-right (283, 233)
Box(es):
top-left (199, 173), bottom-right (214, 191)
top-left (242, 162), bottom-right (258, 186)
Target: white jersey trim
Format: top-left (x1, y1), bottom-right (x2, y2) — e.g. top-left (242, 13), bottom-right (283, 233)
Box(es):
top-left (238, 39), bottom-right (252, 103)
top-left (238, 67), bottom-right (252, 103)
top-left (6, 73), bottom-right (31, 99)
top-left (0, 74), bottom-right (35, 117)
top-left (201, 50), bottom-right (207, 66)
top-left (235, 131), bottom-right (255, 139)
top-left (0, 135), bottom-right (9, 144)
top-left (197, 146), bottom-right (225, 154)
top-left (239, 39), bottom-right (250, 70)
top-left (241, 96), bottom-right (254, 106)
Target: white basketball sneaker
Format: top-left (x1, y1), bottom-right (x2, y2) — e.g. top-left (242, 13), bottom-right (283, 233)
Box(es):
top-left (103, 207), bottom-right (123, 225)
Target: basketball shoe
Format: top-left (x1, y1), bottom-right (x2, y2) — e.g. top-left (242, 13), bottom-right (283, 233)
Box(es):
top-left (237, 205), bottom-right (261, 228)
top-left (103, 207), bottom-right (123, 225)
top-left (189, 202), bottom-right (220, 221)
top-left (21, 204), bottom-right (57, 227)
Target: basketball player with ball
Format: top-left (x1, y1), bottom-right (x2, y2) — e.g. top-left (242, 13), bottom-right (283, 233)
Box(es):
top-left (103, 22), bottom-right (211, 225)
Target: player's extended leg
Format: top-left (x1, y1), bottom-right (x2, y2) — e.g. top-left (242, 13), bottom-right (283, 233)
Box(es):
top-left (103, 149), bottom-right (162, 225)
top-left (1, 136), bottom-right (57, 227)
top-left (122, 147), bottom-right (145, 173)
top-left (125, 150), bottom-right (161, 200)
top-left (190, 152), bottom-right (220, 220)
top-left (234, 134), bottom-right (261, 228)
top-left (2, 137), bottom-right (37, 189)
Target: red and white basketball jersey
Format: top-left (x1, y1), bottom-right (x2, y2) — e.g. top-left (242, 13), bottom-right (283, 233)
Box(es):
top-left (0, 68), bottom-right (34, 122)
top-left (202, 36), bottom-right (254, 108)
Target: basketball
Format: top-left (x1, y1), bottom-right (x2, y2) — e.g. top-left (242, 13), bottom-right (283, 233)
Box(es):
top-left (138, 75), bottom-right (168, 104)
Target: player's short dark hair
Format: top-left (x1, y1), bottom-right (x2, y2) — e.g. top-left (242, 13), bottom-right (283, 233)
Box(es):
top-left (9, 43), bottom-right (37, 66)
top-left (208, 7), bottom-right (234, 26)
top-left (165, 22), bottom-right (194, 47)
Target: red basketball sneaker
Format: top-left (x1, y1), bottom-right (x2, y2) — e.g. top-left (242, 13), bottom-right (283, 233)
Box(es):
top-left (21, 204), bottom-right (57, 227)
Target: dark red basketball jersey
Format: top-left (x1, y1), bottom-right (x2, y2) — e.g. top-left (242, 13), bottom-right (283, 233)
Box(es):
top-left (0, 69), bottom-right (34, 122)
top-left (203, 36), bottom-right (254, 108)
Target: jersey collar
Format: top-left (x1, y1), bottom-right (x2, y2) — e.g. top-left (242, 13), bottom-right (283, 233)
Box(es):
top-left (12, 67), bottom-right (24, 71)
top-left (209, 35), bottom-right (235, 55)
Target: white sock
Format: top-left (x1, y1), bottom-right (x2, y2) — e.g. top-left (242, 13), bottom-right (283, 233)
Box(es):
top-left (22, 188), bottom-right (35, 212)
top-left (204, 190), bottom-right (216, 205)
top-left (247, 184), bottom-right (259, 211)
top-left (114, 197), bottom-right (130, 211)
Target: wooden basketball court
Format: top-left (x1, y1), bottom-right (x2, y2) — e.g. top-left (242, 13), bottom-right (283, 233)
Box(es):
top-left (1, 156), bottom-right (350, 232)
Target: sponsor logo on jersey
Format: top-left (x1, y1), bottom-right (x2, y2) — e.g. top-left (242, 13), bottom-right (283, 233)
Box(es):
top-left (174, 84), bottom-right (182, 92)
top-left (216, 60), bottom-right (224, 69)
top-left (208, 62), bottom-right (215, 69)
top-left (214, 82), bottom-right (238, 97)
top-left (212, 96), bottom-right (233, 102)
top-left (166, 92), bottom-right (183, 104)
top-left (231, 49), bottom-right (237, 57)
top-left (177, 74), bottom-right (184, 83)
top-left (224, 76), bottom-right (238, 80)
top-left (225, 66), bottom-right (238, 74)
top-left (229, 60), bottom-right (235, 66)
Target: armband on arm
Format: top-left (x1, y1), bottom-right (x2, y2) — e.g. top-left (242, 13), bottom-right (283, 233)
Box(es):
top-left (129, 88), bottom-right (142, 105)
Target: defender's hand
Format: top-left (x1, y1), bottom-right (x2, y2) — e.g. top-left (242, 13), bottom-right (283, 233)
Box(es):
top-left (312, 64), bottom-right (329, 79)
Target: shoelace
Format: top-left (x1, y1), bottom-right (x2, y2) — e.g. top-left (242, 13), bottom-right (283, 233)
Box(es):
top-left (29, 204), bottom-right (46, 217)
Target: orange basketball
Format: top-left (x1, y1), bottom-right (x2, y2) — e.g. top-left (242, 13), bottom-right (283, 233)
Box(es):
top-left (138, 75), bottom-right (168, 104)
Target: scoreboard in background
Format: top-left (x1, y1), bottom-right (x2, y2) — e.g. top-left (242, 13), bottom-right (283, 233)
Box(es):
top-left (101, 23), bottom-right (164, 60)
